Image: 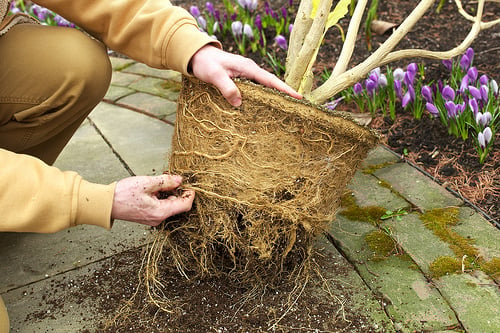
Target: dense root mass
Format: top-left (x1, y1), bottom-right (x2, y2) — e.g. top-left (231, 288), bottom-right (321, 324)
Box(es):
top-left (150, 77), bottom-right (378, 293)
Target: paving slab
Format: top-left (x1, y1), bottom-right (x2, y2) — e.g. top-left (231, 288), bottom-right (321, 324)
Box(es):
top-left (361, 145), bottom-right (401, 167)
top-left (108, 56), bottom-right (135, 71)
top-left (110, 71), bottom-right (143, 87)
top-left (127, 76), bottom-right (181, 101)
top-left (117, 92), bottom-right (177, 122)
top-left (103, 85), bottom-right (135, 102)
top-left (88, 102), bottom-right (174, 176)
top-left (374, 162), bottom-right (463, 211)
top-left (347, 170), bottom-right (409, 213)
top-left (122, 62), bottom-right (182, 81)
top-left (328, 215), bottom-right (460, 332)
top-left (434, 271), bottom-right (500, 333)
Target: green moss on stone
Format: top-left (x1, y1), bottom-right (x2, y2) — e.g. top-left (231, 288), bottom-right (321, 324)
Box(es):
top-left (160, 80), bottom-right (181, 91)
top-left (365, 230), bottom-right (397, 257)
top-left (362, 162), bottom-right (394, 175)
top-left (420, 207), bottom-right (479, 259)
top-left (340, 191), bottom-right (386, 225)
top-left (481, 257), bottom-right (500, 279)
top-left (429, 256), bottom-right (461, 278)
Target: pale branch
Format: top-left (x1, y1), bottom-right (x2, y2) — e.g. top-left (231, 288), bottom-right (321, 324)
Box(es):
top-left (285, 0), bottom-right (313, 79)
top-left (310, 0), bottom-right (436, 103)
top-left (328, 0), bottom-right (369, 80)
top-left (285, 0), bottom-right (333, 92)
top-left (308, 0), bottom-right (498, 104)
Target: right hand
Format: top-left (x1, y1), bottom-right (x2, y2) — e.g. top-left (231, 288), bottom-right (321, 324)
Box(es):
top-left (111, 174), bottom-right (194, 226)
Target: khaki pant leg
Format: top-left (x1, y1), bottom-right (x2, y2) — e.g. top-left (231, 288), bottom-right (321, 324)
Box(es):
top-left (0, 24), bottom-right (111, 165)
top-left (0, 295), bottom-right (8, 333)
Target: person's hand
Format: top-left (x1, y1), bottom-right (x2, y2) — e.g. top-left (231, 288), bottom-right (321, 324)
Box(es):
top-left (111, 174), bottom-right (194, 226)
top-left (190, 45), bottom-right (302, 107)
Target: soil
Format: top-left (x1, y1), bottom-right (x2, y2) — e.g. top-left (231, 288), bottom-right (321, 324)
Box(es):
top-left (31, 1), bottom-right (499, 332)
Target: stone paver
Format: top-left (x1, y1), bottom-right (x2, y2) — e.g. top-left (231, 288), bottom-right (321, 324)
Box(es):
top-left (1, 56), bottom-right (498, 332)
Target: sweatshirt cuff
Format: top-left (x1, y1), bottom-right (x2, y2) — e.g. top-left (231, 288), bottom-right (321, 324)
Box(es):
top-left (162, 19), bottom-right (221, 75)
top-left (75, 180), bottom-right (116, 230)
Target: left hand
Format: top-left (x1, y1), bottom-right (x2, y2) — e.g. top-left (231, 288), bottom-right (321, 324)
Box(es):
top-left (190, 45), bottom-right (302, 107)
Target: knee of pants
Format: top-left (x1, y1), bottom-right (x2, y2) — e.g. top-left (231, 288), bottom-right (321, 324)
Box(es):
top-left (0, 296), bottom-right (9, 333)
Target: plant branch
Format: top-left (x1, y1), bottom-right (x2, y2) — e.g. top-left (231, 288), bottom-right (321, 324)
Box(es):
top-left (285, 0), bottom-right (334, 92)
top-left (328, 0), bottom-right (369, 80)
top-left (286, 0), bottom-right (313, 79)
top-left (310, 0), bottom-right (436, 103)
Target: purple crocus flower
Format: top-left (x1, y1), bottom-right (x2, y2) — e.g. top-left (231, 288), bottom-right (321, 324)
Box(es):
top-left (353, 82), bottom-right (363, 95)
top-left (442, 59), bottom-right (453, 71)
top-left (394, 80), bottom-right (403, 100)
top-left (9, 1), bottom-right (21, 14)
top-left (468, 86), bottom-right (482, 100)
top-left (460, 54), bottom-right (471, 71)
top-left (206, 2), bottom-right (215, 15)
top-left (365, 78), bottom-right (377, 96)
top-left (479, 74), bottom-right (489, 86)
top-left (255, 14), bottom-right (263, 31)
top-left (275, 35), bottom-right (288, 50)
top-left (467, 67), bottom-right (478, 83)
top-left (456, 102), bottom-right (466, 115)
top-left (442, 85), bottom-right (455, 101)
top-left (281, 6), bottom-right (287, 20)
top-left (480, 85), bottom-right (489, 101)
top-left (189, 5), bottom-right (201, 17)
top-left (243, 23), bottom-right (254, 40)
top-left (426, 103), bottom-right (439, 117)
top-left (465, 47), bottom-right (474, 63)
top-left (402, 91), bottom-right (412, 108)
top-left (32, 5), bottom-right (50, 21)
top-left (460, 75), bottom-right (470, 93)
top-left (445, 101), bottom-right (457, 118)
top-left (289, 24), bottom-right (293, 34)
top-left (407, 63), bottom-right (418, 74)
top-left (469, 98), bottom-right (479, 115)
top-left (265, 1), bottom-right (272, 15)
top-left (231, 21), bottom-right (243, 37)
top-left (421, 85), bottom-right (433, 103)
top-left (54, 15), bottom-right (73, 27)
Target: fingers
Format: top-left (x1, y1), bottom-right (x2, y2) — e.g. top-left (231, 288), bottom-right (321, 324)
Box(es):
top-left (159, 189), bottom-right (195, 217)
top-left (147, 174), bottom-right (183, 193)
top-left (210, 74), bottom-right (242, 107)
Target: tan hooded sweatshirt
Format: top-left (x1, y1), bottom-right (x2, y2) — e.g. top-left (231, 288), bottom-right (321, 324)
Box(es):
top-left (0, 0), bottom-right (219, 233)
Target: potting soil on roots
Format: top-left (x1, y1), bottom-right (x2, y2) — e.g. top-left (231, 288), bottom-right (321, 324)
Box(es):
top-left (146, 76), bottom-right (378, 310)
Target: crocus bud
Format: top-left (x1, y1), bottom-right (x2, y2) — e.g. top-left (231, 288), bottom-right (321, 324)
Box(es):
top-left (255, 14), bottom-right (263, 31)
top-left (206, 2), bottom-right (215, 15)
top-left (189, 5), bottom-right (201, 17)
top-left (275, 35), bottom-right (288, 50)
top-left (243, 23), bottom-right (254, 40)
top-left (460, 75), bottom-right (469, 93)
top-left (421, 85), bottom-right (433, 103)
top-left (478, 131), bottom-right (486, 149)
top-left (393, 68), bottom-right (404, 81)
top-left (465, 47), bottom-right (474, 63)
top-left (491, 79), bottom-right (499, 95)
top-left (442, 85), bottom-right (455, 101)
top-left (197, 16), bottom-right (207, 30)
top-left (378, 74), bottom-right (388, 87)
top-left (483, 127), bottom-right (493, 145)
top-left (460, 54), bottom-right (471, 71)
top-left (468, 86), bottom-right (482, 100)
top-left (402, 91), bottom-right (412, 108)
top-left (353, 82), bottom-right (363, 95)
top-left (469, 98), bottom-right (478, 115)
top-left (479, 74), bottom-right (489, 86)
top-left (467, 67), bottom-right (478, 82)
top-left (231, 21), bottom-right (243, 37)
top-left (442, 59), bottom-right (453, 71)
top-left (281, 6), bottom-right (287, 20)
top-left (445, 101), bottom-right (457, 118)
top-left (289, 24), bottom-right (293, 34)
top-left (394, 80), bottom-right (403, 100)
top-left (480, 85), bottom-right (489, 101)
top-left (365, 79), bottom-right (377, 96)
top-left (407, 63), bottom-right (418, 74)
top-left (426, 103), bottom-right (439, 117)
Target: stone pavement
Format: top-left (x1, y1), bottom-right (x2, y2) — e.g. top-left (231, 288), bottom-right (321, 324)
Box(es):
top-left (0, 57), bottom-right (498, 332)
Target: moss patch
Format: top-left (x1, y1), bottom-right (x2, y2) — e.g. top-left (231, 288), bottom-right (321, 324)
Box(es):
top-left (365, 230), bottom-right (397, 257)
top-left (429, 256), bottom-right (462, 278)
top-left (340, 191), bottom-right (386, 225)
top-left (362, 162), bottom-right (394, 175)
top-left (420, 207), bottom-right (479, 260)
top-left (481, 257), bottom-right (500, 280)
top-left (160, 80), bottom-right (182, 91)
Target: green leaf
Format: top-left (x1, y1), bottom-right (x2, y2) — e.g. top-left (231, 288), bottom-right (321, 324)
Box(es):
top-left (326, 0), bottom-right (351, 29)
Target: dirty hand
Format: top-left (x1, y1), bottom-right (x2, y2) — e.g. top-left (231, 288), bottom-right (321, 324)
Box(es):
top-left (111, 174), bottom-right (194, 226)
top-left (190, 45), bottom-right (302, 107)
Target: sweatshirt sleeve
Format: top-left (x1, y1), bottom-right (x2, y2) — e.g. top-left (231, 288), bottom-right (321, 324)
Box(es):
top-left (0, 149), bottom-right (115, 233)
top-left (33, 0), bottom-right (221, 75)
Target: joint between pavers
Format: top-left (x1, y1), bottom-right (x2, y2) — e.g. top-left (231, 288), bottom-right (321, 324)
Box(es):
top-left (87, 117), bottom-right (135, 177)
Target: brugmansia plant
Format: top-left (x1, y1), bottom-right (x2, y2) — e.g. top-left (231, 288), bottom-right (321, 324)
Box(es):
top-left (285, 0), bottom-right (500, 104)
